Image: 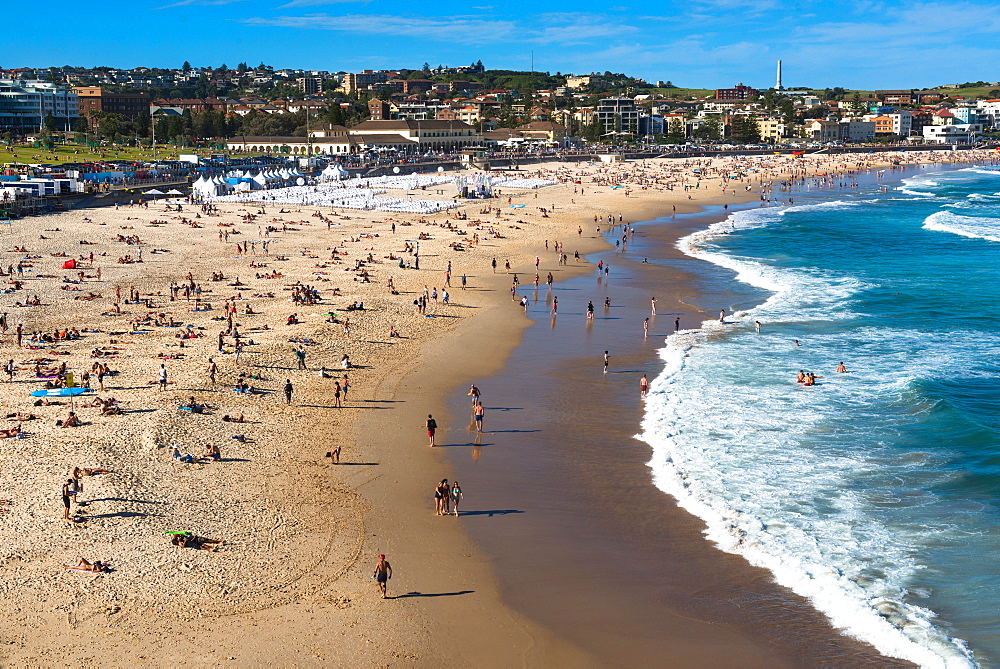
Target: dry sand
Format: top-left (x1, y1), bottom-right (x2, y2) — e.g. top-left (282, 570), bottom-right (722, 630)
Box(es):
top-left (0, 149), bottom-right (990, 666)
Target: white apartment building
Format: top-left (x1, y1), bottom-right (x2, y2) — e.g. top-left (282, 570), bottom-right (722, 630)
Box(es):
top-left (0, 79), bottom-right (79, 131)
top-left (923, 124), bottom-right (983, 144)
top-left (975, 99), bottom-right (1000, 129)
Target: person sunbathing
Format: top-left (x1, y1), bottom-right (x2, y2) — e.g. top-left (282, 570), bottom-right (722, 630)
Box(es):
top-left (64, 558), bottom-right (108, 573)
top-left (171, 446), bottom-right (195, 463)
top-left (171, 533), bottom-right (224, 551)
top-left (221, 413), bottom-right (245, 423)
top-left (73, 467), bottom-right (115, 479)
top-left (182, 397), bottom-right (205, 413)
top-left (0, 424), bottom-right (21, 438)
top-left (5, 412), bottom-right (39, 421)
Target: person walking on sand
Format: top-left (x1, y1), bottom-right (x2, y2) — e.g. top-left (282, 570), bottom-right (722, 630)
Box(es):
top-left (643, 317), bottom-right (649, 337)
top-left (604, 350), bottom-right (610, 374)
top-left (640, 374), bottom-right (649, 398)
top-left (5, 359), bottom-right (14, 383)
top-left (473, 401), bottom-right (484, 433)
top-left (158, 363), bottom-right (167, 391)
top-left (373, 554), bottom-right (392, 599)
top-left (434, 478), bottom-right (449, 515)
top-left (426, 414), bottom-right (438, 446)
top-left (294, 347), bottom-right (306, 370)
top-left (207, 358), bottom-right (217, 385)
top-left (675, 316), bottom-right (680, 333)
top-left (451, 481), bottom-right (464, 516)
top-left (284, 379), bottom-right (293, 405)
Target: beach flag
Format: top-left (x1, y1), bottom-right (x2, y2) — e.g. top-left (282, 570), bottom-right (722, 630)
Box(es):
top-left (792, 151), bottom-right (805, 156)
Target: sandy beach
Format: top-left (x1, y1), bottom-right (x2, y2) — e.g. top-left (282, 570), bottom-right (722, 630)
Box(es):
top-left (0, 149), bottom-right (991, 666)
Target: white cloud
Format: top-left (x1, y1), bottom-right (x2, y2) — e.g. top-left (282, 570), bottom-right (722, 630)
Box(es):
top-left (278, 0), bottom-right (372, 7)
top-left (241, 12), bottom-right (636, 44)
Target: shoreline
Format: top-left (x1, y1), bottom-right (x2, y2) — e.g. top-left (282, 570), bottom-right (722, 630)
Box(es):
top-left (437, 159), bottom-right (992, 666)
top-left (0, 151), bottom-right (991, 666)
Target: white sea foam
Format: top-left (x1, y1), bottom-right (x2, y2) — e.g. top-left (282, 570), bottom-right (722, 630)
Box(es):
top-left (900, 189), bottom-right (937, 197)
top-left (922, 210), bottom-right (1000, 243)
top-left (782, 200), bottom-right (862, 213)
top-left (638, 207), bottom-right (980, 667)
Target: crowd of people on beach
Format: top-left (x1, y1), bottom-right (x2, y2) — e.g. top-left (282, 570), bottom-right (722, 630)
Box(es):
top-left (4, 148), bottom-right (996, 622)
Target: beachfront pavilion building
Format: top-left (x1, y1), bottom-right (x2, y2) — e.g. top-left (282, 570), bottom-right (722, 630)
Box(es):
top-left (347, 119), bottom-right (481, 151)
top-left (922, 123), bottom-right (983, 144)
top-left (226, 120), bottom-right (482, 155)
top-left (0, 80), bottom-right (79, 132)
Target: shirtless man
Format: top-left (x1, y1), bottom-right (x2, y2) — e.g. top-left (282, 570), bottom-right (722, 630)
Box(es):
top-left (373, 554), bottom-right (393, 599)
top-left (836, 362), bottom-right (847, 373)
top-left (473, 401), bottom-right (485, 433)
top-left (640, 374), bottom-right (649, 398)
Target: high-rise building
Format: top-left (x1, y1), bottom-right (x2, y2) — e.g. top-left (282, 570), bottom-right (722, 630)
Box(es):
top-left (596, 97), bottom-right (639, 135)
top-left (0, 80), bottom-right (79, 132)
top-left (343, 70), bottom-right (388, 94)
top-left (297, 77), bottom-right (322, 95)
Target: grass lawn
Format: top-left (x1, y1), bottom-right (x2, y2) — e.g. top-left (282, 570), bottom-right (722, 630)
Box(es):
top-left (0, 143), bottom-right (203, 166)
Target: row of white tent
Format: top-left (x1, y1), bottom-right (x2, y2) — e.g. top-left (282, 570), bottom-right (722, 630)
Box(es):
top-left (192, 166), bottom-right (309, 197)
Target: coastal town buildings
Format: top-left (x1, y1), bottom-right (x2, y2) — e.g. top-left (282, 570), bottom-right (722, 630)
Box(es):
top-left (72, 86), bottom-right (151, 122)
top-left (715, 83), bottom-right (759, 101)
top-left (0, 79), bottom-right (78, 131)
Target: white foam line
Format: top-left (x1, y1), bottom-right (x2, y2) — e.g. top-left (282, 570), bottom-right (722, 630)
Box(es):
top-left (635, 204), bottom-right (980, 667)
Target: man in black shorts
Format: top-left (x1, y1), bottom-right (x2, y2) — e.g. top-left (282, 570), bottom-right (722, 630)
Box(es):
top-left (373, 554), bottom-right (392, 598)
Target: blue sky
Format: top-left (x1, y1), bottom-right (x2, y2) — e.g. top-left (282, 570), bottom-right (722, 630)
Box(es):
top-left (7, 0), bottom-right (1000, 89)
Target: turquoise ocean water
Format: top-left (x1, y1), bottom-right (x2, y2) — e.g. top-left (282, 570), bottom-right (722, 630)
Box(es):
top-left (640, 164), bottom-right (1000, 667)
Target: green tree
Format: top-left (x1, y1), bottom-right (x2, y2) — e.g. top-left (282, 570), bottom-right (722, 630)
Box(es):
top-left (44, 112), bottom-right (58, 132)
top-left (850, 92), bottom-right (866, 116)
top-left (183, 60), bottom-right (191, 71)
top-left (666, 118), bottom-right (685, 144)
top-left (778, 97), bottom-right (797, 125)
top-left (696, 117), bottom-right (721, 141)
top-left (730, 115), bottom-right (762, 143)
top-left (583, 115), bottom-right (602, 142)
top-left (135, 112), bottom-right (151, 138)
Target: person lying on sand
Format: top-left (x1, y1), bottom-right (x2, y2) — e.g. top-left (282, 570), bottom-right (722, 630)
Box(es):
top-left (73, 467), bottom-right (115, 480)
top-left (5, 412), bottom-right (39, 420)
top-left (64, 558), bottom-right (108, 573)
top-left (0, 424), bottom-right (21, 438)
top-left (170, 533), bottom-right (224, 551)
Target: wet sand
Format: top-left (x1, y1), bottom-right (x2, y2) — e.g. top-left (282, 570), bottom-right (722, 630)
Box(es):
top-left (440, 205), bottom-right (912, 665)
